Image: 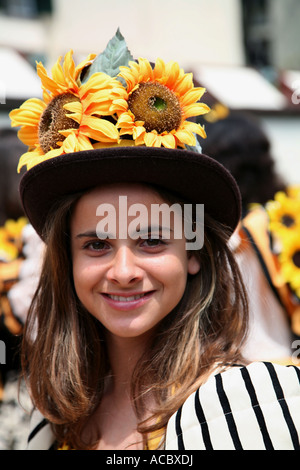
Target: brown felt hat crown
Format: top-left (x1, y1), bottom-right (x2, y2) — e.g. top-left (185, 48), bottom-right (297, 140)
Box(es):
top-left (19, 145), bottom-right (241, 240)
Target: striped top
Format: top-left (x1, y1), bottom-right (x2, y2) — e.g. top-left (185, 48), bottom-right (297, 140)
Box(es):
top-left (165, 361), bottom-right (300, 450)
top-left (27, 361), bottom-right (300, 450)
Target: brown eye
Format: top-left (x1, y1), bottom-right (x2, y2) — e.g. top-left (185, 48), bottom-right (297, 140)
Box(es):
top-left (84, 240), bottom-right (109, 253)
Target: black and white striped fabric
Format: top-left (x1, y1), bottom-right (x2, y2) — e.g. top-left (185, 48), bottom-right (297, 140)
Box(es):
top-left (27, 409), bottom-right (56, 450)
top-left (26, 361), bottom-right (300, 450)
top-left (165, 361), bottom-right (300, 450)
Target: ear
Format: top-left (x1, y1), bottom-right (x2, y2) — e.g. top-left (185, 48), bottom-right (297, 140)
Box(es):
top-left (187, 254), bottom-right (201, 275)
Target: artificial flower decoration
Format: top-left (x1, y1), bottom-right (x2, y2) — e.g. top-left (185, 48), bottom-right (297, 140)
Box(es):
top-left (115, 57), bottom-right (209, 148)
top-left (10, 29), bottom-right (209, 171)
top-left (10, 50), bottom-right (125, 171)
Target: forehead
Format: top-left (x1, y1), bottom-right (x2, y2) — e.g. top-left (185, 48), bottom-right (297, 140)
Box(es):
top-left (75, 183), bottom-right (166, 210)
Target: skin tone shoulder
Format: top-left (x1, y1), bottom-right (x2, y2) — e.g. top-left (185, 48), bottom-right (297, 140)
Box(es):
top-left (70, 183), bottom-right (200, 449)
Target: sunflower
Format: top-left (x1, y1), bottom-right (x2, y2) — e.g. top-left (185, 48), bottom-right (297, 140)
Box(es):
top-left (114, 57), bottom-right (210, 148)
top-left (10, 51), bottom-right (126, 171)
top-left (266, 189), bottom-right (300, 239)
top-left (0, 217), bottom-right (27, 262)
top-left (279, 232), bottom-right (300, 298)
top-left (286, 185), bottom-right (300, 200)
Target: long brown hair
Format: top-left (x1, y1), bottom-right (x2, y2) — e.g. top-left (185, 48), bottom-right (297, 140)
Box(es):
top-left (21, 188), bottom-right (249, 449)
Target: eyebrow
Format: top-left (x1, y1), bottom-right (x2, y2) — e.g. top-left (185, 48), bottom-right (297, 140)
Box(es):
top-left (75, 230), bottom-right (99, 239)
top-left (75, 226), bottom-right (174, 240)
top-left (134, 225), bottom-right (174, 238)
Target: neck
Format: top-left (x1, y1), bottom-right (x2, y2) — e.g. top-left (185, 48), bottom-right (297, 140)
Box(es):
top-left (105, 332), bottom-right (151, 393)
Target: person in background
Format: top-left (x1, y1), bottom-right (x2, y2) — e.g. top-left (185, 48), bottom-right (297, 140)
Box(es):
top-left (201, 111), bottom-right (300, 363)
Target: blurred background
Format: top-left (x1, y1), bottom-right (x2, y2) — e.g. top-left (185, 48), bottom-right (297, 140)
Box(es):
top-left (0, 0), bottom-right (299, 450)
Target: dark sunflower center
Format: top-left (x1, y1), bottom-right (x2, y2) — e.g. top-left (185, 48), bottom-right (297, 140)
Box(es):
top-left (127, 82), bottom-right (182, 134)
top-left (281, 214), bottom-right (295, 227)
top-left (292, 250), bottom-right (300, 268)
top-left (38, 93), bottom-right (80, 153)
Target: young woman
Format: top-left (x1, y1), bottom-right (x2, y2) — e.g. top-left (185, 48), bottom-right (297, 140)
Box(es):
top-left (10, 32), bottom-right (300, 450)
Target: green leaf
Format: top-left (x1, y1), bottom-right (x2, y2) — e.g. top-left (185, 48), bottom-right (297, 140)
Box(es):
top-left (81, 28), bottom-right (134, 85)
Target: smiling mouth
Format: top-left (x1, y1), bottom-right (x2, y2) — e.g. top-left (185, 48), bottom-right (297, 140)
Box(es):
top-left (103, 292), bottom-right (153, 302)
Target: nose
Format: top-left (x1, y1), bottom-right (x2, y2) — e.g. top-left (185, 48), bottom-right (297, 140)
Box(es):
top-left (106, 245), bottom-right (143, 286)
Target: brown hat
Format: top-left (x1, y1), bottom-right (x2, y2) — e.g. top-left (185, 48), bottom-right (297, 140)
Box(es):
top-left (19, 145), bottom-right (241, 239)
top-left (11, 30), bottom-right (241, 240)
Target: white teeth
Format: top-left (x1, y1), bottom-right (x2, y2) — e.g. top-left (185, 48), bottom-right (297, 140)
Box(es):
top-left (108, 293), bottom-right (145, 302)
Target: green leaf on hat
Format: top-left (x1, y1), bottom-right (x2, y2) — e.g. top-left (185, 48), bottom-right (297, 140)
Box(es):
top-left (81, 28), bottom-right (134, 85)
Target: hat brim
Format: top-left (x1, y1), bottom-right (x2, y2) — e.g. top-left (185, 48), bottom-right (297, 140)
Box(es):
top-left (19, 146), bottom-right (241, 240)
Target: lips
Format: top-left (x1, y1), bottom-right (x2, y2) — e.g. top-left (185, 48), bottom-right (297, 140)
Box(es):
top-left (101, 291), bottom-right (154, 310)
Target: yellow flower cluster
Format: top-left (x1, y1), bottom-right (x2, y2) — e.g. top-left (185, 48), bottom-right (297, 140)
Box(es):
top-left (266, 186), bottom-right (300, 298)
top-left (10, 51), bottom-right (209, 172)
top-left (0, 217), bottom-right (27, 263)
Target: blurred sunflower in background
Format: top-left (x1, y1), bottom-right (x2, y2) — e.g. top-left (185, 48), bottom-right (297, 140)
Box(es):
top-left (10, 51), bottom-right (125, 171)
top-left (266, 186), bottom-right (300, 299)
top-left (279, 232), bottom-right (300, 298)
top-left (266, 189), bottom-right (300, 238)
top-left (115, 58), bottom-right (210, 148)
top-left (0, 218), bottom-right (27, 262)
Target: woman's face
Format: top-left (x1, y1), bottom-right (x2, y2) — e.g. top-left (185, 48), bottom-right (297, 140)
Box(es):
top-left (71, 183), bottom-right (200, 341)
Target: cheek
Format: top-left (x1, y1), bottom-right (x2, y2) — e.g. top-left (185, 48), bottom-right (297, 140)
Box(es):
top-left (72, 257), bottom-right (99, 299)
top-left (153, 254), bottom-right (189, 294)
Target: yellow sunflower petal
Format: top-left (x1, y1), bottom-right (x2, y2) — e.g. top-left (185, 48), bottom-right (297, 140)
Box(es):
top-left (63, 50), bottom-right (77, 90)
top-left (183, 103), bottom-right (210, 119)
top-left (172, 72), bottom-right (192, 95)
top-left (10, 98), bottom-right (46, 127)
top-left (164, 61), bottom-right (183, 89)
top-left (17, 126), bottom-right (39, 146)
top-left (37, 61), bottom-right (62, 96)
top-left (80, 116), bottom-right (119, 142)
top-left (17, 147), bottom-right (44, 172)
top-left (51, 61), bottom-right (66, 89)
top-left (153, 58), bottom-right (166, 81)
top-left (174, 128), bottom-right (196, 147)
top-left (117, 111), bottom-right (134, 126)
top-left (183, 120), bottom-right (207, 138)
top-left (180, 87), bottom-right (206, 107)
top-left (132, 125), bottom-right (146, 140)
top-left (76, 134), bottom-right (95, 150)
top-left (143, 132), bottom-right (158, 147)
top-left (110, 98), bottom-right (128, 115)
top-left (64, 101), bottom-right (83, 124)
top-left (79, 73), bottom-right (112, 97)
top-left (61, 133), bottom-right (92, 153)
top-left (161, 133), bottom-right (176, 149)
